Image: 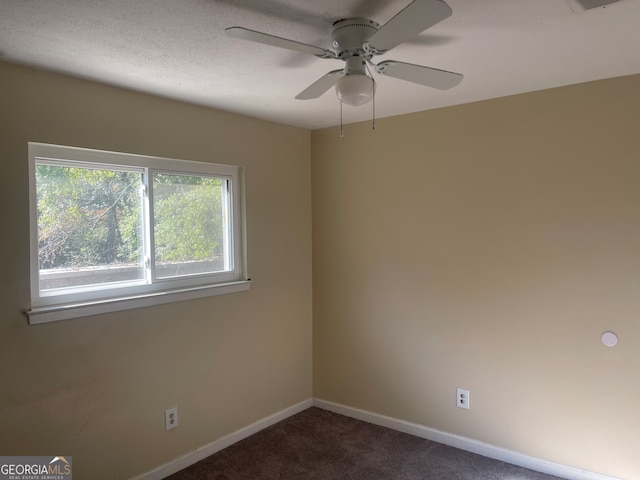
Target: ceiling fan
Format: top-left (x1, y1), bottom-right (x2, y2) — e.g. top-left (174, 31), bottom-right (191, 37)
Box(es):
top-left (225, 0), bottom-right (463, 107)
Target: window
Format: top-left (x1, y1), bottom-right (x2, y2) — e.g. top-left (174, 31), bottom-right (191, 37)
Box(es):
top-left (27, 143), bottom-right (249, 324)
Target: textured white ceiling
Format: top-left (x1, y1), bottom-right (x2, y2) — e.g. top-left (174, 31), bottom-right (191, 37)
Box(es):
top-left (1, 0), bottom-right (639, 129)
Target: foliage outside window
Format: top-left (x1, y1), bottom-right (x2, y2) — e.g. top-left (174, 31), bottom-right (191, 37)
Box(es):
top-left (28, 143), bottom-right (248, 324)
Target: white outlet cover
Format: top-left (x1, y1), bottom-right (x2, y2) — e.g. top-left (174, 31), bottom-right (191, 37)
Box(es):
top-left (165, 406), bottom-right (178, 431)
top-left (456, 388), bottom-right (470, 410)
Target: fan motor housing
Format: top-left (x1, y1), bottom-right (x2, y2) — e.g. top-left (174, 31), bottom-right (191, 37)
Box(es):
top-left (331, 18), bottom-right (379, 58)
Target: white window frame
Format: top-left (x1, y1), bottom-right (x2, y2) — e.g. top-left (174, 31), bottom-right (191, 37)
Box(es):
top-left (26, 143), bottom-right (250, 324)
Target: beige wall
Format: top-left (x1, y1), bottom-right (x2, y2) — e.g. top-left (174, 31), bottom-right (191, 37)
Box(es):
top-left (2, 58), bottom-right (639, 480)
top-left (312, 75), bottom-right (640, 479)
top-left (0, 62), bottom-right (312, 479)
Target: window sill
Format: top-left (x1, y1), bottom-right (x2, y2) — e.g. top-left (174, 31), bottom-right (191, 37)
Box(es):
top-left (26, 280), bottom-right (251, 325)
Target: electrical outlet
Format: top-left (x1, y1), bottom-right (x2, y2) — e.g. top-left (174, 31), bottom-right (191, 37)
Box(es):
top-left (456, 388), bottom-right (470, 410)
top-left (165, 406), bottom-right (178, 431)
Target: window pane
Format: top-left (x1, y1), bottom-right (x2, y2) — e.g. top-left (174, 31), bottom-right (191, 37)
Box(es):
top-left (153, 173), bottom-right (229, 278)
top-left (36, 163), bottom-right (145, 292)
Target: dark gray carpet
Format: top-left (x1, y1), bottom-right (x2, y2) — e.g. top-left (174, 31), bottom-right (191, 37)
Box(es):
top-left (167, 407), bottom-right (566, 480)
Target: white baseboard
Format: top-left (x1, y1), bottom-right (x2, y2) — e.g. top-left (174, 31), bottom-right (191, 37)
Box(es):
top-left (313, 399), bottom-right (622, 480)
top-left (132, 397), bottom-right (622, 480)
top-left (132, 398), bottom-right (313, 480)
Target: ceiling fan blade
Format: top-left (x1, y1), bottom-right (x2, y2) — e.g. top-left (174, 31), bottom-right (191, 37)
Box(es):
top-left (365, 0), bottom-right (452, 53)
top-left (226, 27), bottom-right (335, 58)
top-left (295, 70), bottom-right (345, 100)
top-left (375, 60), bottom-right (463, 90)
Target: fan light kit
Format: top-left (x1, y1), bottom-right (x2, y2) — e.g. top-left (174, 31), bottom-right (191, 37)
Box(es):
top-left (226, 0), bottom-right (463, 132)
top-left (335, 72), bottom-right (375, 107)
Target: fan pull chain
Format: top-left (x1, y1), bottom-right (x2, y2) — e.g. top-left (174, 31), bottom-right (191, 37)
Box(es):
top-left (372, 83), bottom-right (376, 131)
top-left (365, 62), bottom-right (376, 131)
top-left (339, 99), bottom-right (344, 138)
